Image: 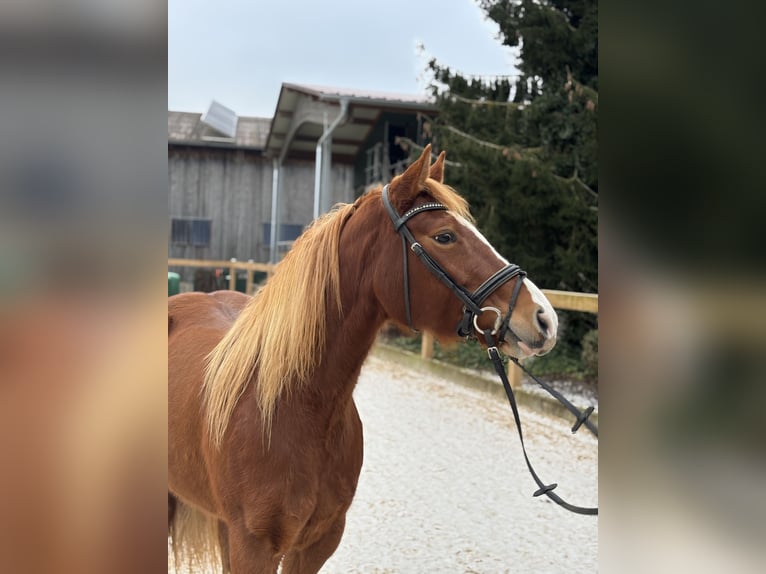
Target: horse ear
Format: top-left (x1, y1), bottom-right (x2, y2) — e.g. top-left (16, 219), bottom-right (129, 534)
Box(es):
top-left (428, 151), bottom-right (446, 183)
top-left (389, 144), bottom-right (432, 208)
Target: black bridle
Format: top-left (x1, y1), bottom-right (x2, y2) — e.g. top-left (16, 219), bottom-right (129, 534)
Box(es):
top-left (382, 184), bottom-right (598, 516)
top-left (381, 185), bottom-right (526, 340)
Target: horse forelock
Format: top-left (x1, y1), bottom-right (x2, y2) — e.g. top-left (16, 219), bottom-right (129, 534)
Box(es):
top-left (202, 202), bottom-right (356, 447)
top-left (423, 180), bottom-right (473, 223)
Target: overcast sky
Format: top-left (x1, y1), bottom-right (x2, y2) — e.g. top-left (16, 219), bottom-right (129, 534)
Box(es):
top-left (168, 0), bottom-right (517, 118)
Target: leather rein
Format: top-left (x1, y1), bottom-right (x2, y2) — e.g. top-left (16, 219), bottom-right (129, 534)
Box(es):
top-left (382, 185), bottom-right (598, 516)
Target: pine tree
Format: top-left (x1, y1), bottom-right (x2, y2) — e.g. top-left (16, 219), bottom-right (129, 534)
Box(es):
top-left (424, 0), bottom-right (598, 356)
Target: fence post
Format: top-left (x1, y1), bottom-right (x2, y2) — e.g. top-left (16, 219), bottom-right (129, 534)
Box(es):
top-left (229, 258), bottom-right (237, 291)
top-left (245, 259), bottom-right (254, 295)
top-left (421, 332), bottom-right (434, 360)
top-left (508, 360), bottom-right (523, 389)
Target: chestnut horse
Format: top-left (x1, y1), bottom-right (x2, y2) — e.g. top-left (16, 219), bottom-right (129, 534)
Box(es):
top-left (168, 145), bottom-right (558, 573)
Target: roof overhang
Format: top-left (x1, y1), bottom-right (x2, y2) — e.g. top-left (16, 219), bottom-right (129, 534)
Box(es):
top-left (264, 83), bottom-right (437, 163)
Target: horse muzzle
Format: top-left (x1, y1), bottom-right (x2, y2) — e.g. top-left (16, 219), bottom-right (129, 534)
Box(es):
top-left (510, 334), bottom-right (556, 358)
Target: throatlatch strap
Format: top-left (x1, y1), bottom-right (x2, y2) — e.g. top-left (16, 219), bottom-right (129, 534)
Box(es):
top-left (485, 336), bottom-right (598, 516)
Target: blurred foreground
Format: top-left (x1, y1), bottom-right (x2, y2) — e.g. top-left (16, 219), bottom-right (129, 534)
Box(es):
top-left (0, 2), bottom-right (167, 573)
top-left (0, 1), bottom-right (764, 572)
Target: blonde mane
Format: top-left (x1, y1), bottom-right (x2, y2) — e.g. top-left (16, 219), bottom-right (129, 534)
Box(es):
top-left (202, 178), bottom-right (471, 447)
top-left (202, 202), bottom-right (357, 447)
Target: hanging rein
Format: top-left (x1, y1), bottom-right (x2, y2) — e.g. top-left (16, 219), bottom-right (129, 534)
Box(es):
top-left (382, 185), bottom-right (598, 516)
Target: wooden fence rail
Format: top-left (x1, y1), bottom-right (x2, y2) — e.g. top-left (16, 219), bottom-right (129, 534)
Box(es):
top-left (169, 258), bottom-right (597, 387)
top-left (419, 289), bottom-right (598, 388)
top-left (168, 257), bottom-right (276, 295)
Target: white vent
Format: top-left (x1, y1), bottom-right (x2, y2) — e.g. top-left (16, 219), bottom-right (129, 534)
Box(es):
top-left (201, 100), bottom-right (238, 138)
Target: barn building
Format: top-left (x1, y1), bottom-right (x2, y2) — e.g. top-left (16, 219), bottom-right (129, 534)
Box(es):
top-left (168, 83), bottom-right (436, 282)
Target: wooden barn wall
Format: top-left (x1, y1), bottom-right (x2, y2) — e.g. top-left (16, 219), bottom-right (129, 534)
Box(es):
top-left (168, 146), bottom-right (354, 272)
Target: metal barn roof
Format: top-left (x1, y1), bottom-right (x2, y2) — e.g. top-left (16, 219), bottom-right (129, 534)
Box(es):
top-left (168, 84), bottom-right (436, 159)
top-left (168, 111), bottom-right (271, 150)
top-left (264, 83), bottom-right (436, 162)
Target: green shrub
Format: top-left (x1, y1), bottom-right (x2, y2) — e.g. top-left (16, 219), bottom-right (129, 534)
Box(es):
top-left (380, 328), bottom-right (595, 383)
top-left (581, 328), bottom-right (598, 382)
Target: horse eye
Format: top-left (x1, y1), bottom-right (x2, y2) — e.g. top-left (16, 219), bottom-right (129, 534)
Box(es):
top-left (434, 232), bottom-right (456, 244)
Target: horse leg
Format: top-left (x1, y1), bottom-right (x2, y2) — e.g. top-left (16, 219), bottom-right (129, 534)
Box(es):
top-left (226, 524), bottom-right (282, 574)
top-left (280, 516), bottom-right (346, 574)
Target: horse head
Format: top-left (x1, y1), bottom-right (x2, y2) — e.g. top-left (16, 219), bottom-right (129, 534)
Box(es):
top-left (372, 144), bottom-right (557, 359)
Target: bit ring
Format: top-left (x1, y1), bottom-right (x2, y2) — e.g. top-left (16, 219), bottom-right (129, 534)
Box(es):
top-left (473, 306), bottom-right (503, 336)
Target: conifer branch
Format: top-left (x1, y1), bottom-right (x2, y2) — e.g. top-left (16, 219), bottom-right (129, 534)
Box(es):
top-left (439, 124), bottom-right (598, 203)
top-left (445, 93), bottom-right (523, 108)
top-left (442, 125), bottom-right (541, 159)
top-left (393, 136), bottom-right (462, 167)
top-left (553, 171), bottom-right (599, 200)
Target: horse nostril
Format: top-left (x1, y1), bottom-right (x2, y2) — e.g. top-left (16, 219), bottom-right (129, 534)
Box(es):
top-left (536, 308), bottom-right (549, 336)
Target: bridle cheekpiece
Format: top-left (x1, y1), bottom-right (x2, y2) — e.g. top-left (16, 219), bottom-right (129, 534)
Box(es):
top-left (381, 184), bottom-right (526, 344)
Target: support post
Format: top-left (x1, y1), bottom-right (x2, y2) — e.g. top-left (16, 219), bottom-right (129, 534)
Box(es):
top-left (421, 332), bottom-right (434, 360)
top-left (228, 258), bottom-right (237, 291)
top-left (269, 158), bottom-right (280, 264)
top-left (508, 360), bottom-right (523, 389)
top-left (245, 259), bottom-right (254, 294)
top-left (313, 99), bottom-right (348, 219)
top-left (320, 135), bottom-right (333, 213)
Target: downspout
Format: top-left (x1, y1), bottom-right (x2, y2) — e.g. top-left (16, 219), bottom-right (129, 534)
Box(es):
top-left (269, 157), bottom-right (280, 264)
top-left (313, 98), bottom-right (348, 220)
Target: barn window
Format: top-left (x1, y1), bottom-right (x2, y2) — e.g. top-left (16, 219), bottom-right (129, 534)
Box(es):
top-left (262, 223), bottom-right (304, 244)
top-left (171, 217), bottom-right (212, 246)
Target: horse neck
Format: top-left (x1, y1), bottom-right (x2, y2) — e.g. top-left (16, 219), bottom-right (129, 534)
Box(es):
top-left (301, 229), bottom-right (387, 419)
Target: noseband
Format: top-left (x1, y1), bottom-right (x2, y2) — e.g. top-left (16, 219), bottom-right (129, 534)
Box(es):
top-left (382, 185), bottom-right (525, 341)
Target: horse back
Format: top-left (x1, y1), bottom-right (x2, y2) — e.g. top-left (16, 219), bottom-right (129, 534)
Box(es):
top-left (168, 290), bottom-right (251, 336)
top-left (168, 290), bottom-right (251, 512)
